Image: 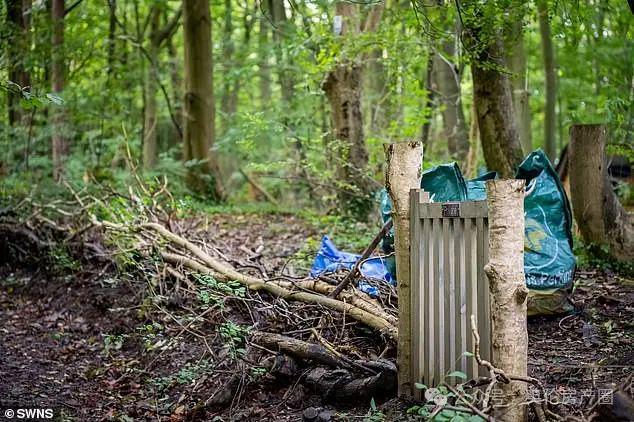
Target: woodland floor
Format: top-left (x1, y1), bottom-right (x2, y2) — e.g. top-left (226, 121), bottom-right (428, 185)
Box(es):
top-left (0, 213), bottom-right (632, 421)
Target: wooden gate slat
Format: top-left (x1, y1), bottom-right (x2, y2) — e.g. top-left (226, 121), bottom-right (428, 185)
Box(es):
top-left (409, 191), bottom-right (491, 393)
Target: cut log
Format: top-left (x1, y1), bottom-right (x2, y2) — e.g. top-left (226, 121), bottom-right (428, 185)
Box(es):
top-left (384, 141), bottom-right (423, 397)
top-left (251, 331), bottom-right (349, 370)
top-left (485, 179), bottom-right (529, 421)
top-left (568, 124), bottom-right (634, 262)
top-left (304, 360), bottom-right (396, 400)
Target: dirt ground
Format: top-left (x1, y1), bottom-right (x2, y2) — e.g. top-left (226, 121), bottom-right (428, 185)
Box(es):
top-left (1, 213), bottom-right (632, 421)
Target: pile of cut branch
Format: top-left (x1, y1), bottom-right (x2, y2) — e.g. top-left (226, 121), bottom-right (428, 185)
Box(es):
top-left (1, 182), bottom-right (402, 407)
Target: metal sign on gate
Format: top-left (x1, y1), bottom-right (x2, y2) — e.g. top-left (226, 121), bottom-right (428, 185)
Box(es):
top-left (409, 189), bottom-right (492, 397)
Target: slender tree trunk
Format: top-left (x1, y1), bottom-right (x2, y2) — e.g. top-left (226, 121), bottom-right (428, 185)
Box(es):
top-left (167, 39), bottom-right (183, 150)
top-left (486, 179), bottom-right (528, 422)
top-left (465, 99), bottom-right (479, 178)
top-left (51, 0), bottom-right (67, 181)
top-left (323, 63), bottom-right (370, 212)
top-left (366, 49), bottom-right (387, 133)
top-left (143, 6), bottom-right (160, 170)
top-left (6, 0), bottom-right (32, 126)
top-left (270, 0), bottom-right (294, 107)
top-left (182, 0), bottom-right (224, 199)
top-left (507, 23), bottom-right (532, 155)
top-left (420, 55), bottom-right (435, 148)
top-left (258, 5), bottom-right (271, 107)
top-left (469, 36), bottom-right (523, 178)
top-left (107, 0), bottom-right (117, 76)
top-left (568, 124), bottom-right (633, 262)
top-left (219, 0), bottom-right (237, 132)
top-left (432, 38), bottom-right (469, 164)
top-left (537, 0), bottom-right (557, 162)
top-left (268, 0), bottom-right (315, 200)
top-left (385, 141), bottom-right (423, 398)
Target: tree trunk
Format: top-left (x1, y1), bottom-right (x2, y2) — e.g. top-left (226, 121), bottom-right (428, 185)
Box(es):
top-left (365, 48), bottom-right (387, 133)
top-left (568, 124), bottom-right (633, 262)
top-left (470, 36), bottom-right (524, 178)
top-left (270, 0), bottom-right (294, 107)
top-left (323, 63), bottom-right (371, 216)
top-left (107, 0), bottom-right (117, 76)
top-left (6, 0), bottom-right (31, 126)
top-left (537, 0), bottom-right (557, 162)
top-left (182, 0), bottom-right (224, 199)
top-left (485, 179), bottom-right (529, 422)
top-left (219, 0), bottom-right (238, 133)
top-left (384, 141), bottom-right (423, 397)
top-left (258, 4), bottom-right (271, 106)
top-left (143, 6), bottom-right (160, 170)
top-left (507, 23), bottom-right (532, 155)
top-left (432, 39), bottom-right (469, 165)
top-left (51, 0), bottom-right (67, 181)
top-left (465, 99), bottom-right (480, 178)
top-left (420, 55), bottom-right (435, 147)
top-left (167, 39), bottom-right (183, 150)
top-left (322, 2), bottom-right (382, 218)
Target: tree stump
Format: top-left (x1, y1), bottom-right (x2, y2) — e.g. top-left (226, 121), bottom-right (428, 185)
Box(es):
top-left (384, 141), bottom-right (423, 397)
top-left (485, 179), bottom-right (529, 421)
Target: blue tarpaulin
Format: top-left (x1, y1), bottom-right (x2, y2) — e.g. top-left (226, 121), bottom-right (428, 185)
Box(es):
top-left (309, 236), bottom-right (394, 296)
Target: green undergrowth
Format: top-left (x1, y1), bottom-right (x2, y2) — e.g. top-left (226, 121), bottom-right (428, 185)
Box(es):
top-left (574, 238), bottom-right (634, 277)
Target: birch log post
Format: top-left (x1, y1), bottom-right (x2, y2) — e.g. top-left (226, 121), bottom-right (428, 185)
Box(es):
top-left (485, 179), bottom-right (529, 421)
top-left (569, 124), bottom-right (633, 262)
top-left (384, 141), bottom-right (423, 397)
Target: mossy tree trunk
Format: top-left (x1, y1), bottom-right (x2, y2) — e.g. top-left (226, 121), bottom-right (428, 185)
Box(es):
top-left (507, 22), bottom-right (532, 155)
top-left (322, 1), bottom-right (383, 219)
top-left (462, 8), bottom-right (524, 178)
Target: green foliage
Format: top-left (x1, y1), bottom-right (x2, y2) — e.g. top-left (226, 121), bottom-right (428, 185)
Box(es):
top-left (0, 0), bottom-right (630, 223)
top-left (193, 273), bottom-right (245, 309)
top-left (574, 239), bottom-right (634, 277)
top-left (48, 244), bottom-right (80, 273)
top-left (102, 333), bottom-right (126, 357)
top-left (152, 359), bottom-right (211, 392)
top-left (364, 397), bottom-right (385, 422)
top-left (136, 322), bottom-right (167, 352)
top-left (217, 321), bottom-right (249, 360)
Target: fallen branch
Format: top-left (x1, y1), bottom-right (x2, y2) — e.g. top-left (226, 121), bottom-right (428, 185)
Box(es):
top-left (251, 331), bottom-right (353, 370)
top-left (144, 226), bottom-right (398, 339)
